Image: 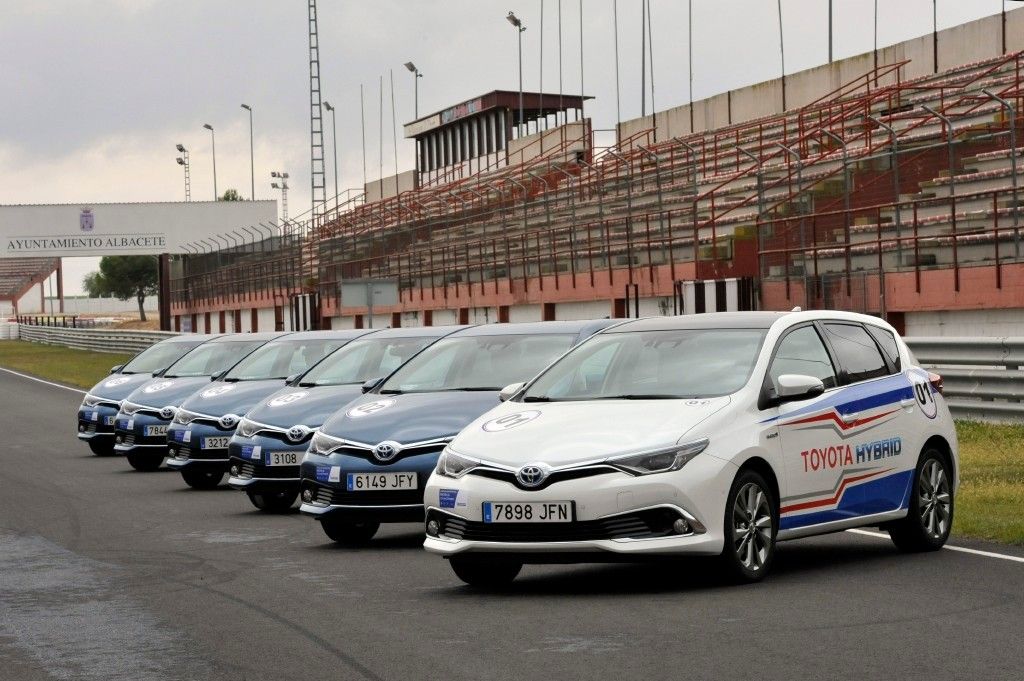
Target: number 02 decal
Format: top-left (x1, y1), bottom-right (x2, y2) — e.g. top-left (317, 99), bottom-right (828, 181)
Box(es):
top-left (911, 375), bottom-right (938, 419)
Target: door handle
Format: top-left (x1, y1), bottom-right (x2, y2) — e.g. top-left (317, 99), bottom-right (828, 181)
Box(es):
top-left (840, 411), bottom-right (858, 424)
top-left (900, 398), bottom-right (916, 408)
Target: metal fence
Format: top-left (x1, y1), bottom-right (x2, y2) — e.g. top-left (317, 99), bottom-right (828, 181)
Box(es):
top-left (16, 326), bottom-right (178, 355)
top-left (905, 337), bottom-right (1024, 423)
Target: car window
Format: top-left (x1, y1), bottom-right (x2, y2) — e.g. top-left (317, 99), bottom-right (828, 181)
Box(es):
top-left (120, 340), bottom-right (202, 374)
top-left (164, 340), bottom-right (264, 378)
top-left (523, 329), bottom-right (766, 400)
top-left (298, 337), bottom-right (435, 386)
top-left (768, 326), bottom-right (837, 390)
top-left (821, 323), bottom-right (890, 384)
top-left (865, 325), bottom-right (902, 372)
top-left (224, 339), bottom-right (347, 381)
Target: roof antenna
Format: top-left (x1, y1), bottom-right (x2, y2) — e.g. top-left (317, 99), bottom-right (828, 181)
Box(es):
top-left (790, 306), bottom-right (802, 312)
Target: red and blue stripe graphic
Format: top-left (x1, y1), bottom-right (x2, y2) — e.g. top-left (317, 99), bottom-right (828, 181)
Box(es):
top-left (779, 469), bottom-right (913, 530)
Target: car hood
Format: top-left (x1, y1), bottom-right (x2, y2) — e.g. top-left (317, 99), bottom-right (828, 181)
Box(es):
top-left (177, 379), bottom-right (289, 417)
top-left (319, 391), bottom-right (501, 445)
top-left (451, 397), bottom-right (732, 468)
top-left (124, 376), bottom-right (213, 409)
top-left (244, 384), bottom-right (364, 428)
top-left (86, 373), bottom-right (156, 402)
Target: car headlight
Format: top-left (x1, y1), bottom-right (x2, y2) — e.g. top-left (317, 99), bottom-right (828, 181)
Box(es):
top-left (607, 438), bottom-right (709, 476)
top-left (310, 431), bottom-right (343, 456)
top-left (121, 401), bottom-right (143, 416)
top-left (237, 418), bottom-right (259, 438)
top-left (174, 409), bottom-right (198, 425)
top-left (159, 406), bottom-right (177, 420)
top-left (435, 447), bottom-right (479, 479)
top-left (83, 394), bottom-right (102, 408)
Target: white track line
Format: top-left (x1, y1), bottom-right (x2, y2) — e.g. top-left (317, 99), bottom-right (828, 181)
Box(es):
top-left (0, 366), bottom-right (85, 394)
top-left (847, 528), bottom-right (1024, 564)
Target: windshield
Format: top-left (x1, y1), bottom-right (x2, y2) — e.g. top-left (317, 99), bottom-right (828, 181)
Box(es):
top-left (522, 329), bottom-right (766, 401)
top-left (298, 336), bottom-right (436, 387)
top-left (223, 338), bottom-right (349, 382)
top-left (120, 339), bottom-right (203, 374)
top-left (378, 334), bottom-right (576, 394)
top-left (164, 340), bottom-right (264, 378)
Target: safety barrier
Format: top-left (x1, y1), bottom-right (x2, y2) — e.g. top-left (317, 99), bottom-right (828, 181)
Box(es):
top-left (15, 326), bottom-right (178, 355)
top-left (904, 337), bottom-right (1024, 423)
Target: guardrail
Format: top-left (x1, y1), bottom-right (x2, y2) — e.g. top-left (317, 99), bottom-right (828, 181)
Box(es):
top-left (16, 326), bottom-right (178, 355)
top-left (904, 337), bottom-right (1024, 423)
top-left (15, 315), bottom-right (97, 328)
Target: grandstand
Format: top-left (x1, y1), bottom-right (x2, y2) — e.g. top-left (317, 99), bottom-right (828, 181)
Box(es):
top-left (0, 258), bottom-right (61, 316)
top-left (169, 9), bottom-right (1024, 336)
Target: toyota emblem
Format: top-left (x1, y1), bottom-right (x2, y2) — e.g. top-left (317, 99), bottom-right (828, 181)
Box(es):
top-left (516, 464), bottom-right (549, 488)
top-left (372, 440), bottom-right (402, 462)
top-left (287, 425), bottom-right (311, 442)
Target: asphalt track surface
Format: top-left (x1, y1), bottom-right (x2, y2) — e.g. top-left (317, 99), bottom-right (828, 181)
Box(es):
top-left (2, 368), bottom-right (1023, 681)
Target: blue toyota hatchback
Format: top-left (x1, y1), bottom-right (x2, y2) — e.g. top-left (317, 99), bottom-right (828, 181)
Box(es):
top-left (227, 326), bottom-right (467, 512)
top-left (298, 320), bottom-right (614, 544)
top-left (113, 333), bottom-right (282, 470)
top-left (77, 334), bottom-right (214, 456)
top-left (167, 330), bottom-right (371, 489)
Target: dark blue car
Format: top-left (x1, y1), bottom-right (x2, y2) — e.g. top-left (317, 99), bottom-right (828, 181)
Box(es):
top-left (113, 333), bottom-right (282, 470)
top-left (298, 320), bottom-right (614, 544)
top-left (167, 330), bottom-right (372, 489)
top-left (227, 326), bottom-right (467, 512)
top-left (77, 334), bottom-right (214, 456)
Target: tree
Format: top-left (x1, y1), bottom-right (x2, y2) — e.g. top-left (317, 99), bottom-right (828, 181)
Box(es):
top-left (82, 256), bottom-right (158, 321)
top-left (220, 188), bottom-right (243, 201)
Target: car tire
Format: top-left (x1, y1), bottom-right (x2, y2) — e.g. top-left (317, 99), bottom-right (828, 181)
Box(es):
top-left (887, 448), bottom-right (953, 552)
top-left (449, 556), bottom-right (523, 588)
top-left (87, 439), bottom-right (114, 456)
top-left (320, 518), bottom-right (380, 545)
top-left (181, 469), bottom-right (224, 490)
top-left (720, 469), bottom-right (777, 583)
top-left (247, 490), bottom-right (298, 513)
top-left (126, 451), bottom-right (162, 472)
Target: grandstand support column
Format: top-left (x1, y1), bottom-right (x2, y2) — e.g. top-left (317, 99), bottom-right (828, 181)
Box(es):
top-left (605, 149), bottom-right (635, 246)
top-left (774, 142), bottom-right (807, 310)
top-left (548, 165), bottom-right (579, 284)
top-left (158, 254), bottom-right (171, 331)
top-left (983, 89), bottom-right (1020, 258)
top-left (738, 148), bottom-right (765, 275)
top-left (922, 105), bottom-right (956, 198)
top-left (55, 260), bottom-right (64, 314)
top-left (818, 129), bottom-right (851, 295)
top-left (869, 115), bottom-right (900, 315)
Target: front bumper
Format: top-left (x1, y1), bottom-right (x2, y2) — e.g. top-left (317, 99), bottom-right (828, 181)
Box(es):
top-left (166, 421), bottom-right (233, 471)
top-left (297, 449), bottom-right (443, 523)
top-left (226, 434), bottom-right (308, 493)
top-left (113, 411), bottom-right (171, 457)
top-left (77, 404), bottom-right (120, 440)
top-left (422, 454), bottom-right (734, 559)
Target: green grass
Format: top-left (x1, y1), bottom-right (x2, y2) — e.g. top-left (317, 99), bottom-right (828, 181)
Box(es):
top-left (0, 339), bottom-right (1021, 543)
top-left (0, 340), bottom-right (133, 390)
top-left (953, 420), bottom-right (1024, 545)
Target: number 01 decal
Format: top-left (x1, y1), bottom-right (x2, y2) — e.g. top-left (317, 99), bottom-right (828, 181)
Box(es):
top-left (911, 375), bottom-right (938, 419)
top-left (482, 410), bottom-right (541, 432)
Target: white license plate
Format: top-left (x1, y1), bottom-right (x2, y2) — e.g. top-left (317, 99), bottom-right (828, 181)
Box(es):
top-left (104, 415), bottom-right (116, 426)
top-left (266, 451), bottom-right (300, 467)
top-left (483, 501), bottom-right (573, 523)
top-left (144, 425), bottom-right (168, 437)
top-left (202, 436), bottom-right (230, 450)
top-left (346, 472), bottom-right (417, 491)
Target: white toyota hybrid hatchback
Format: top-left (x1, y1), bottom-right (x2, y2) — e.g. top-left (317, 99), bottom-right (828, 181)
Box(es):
top-left (423, 311), bottom-right (958, 586)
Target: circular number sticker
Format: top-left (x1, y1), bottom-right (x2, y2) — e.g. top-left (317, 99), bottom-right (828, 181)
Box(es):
top-left (268, 391), bottom-right (308, 407)
top-left (910, 374), bottom-right (938, 420)
top-left (200, 384), bottom-right (235, 399)
top-left (482, 410), bottom-right (541, 432)
top-left (104, 376), bottom-right (131, 388)
top-left (143, 380), bottom-right (175, 393)
top-left (346, 399), bottom-right (396, 418)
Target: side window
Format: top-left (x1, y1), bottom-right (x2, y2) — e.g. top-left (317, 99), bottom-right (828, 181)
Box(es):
top-left (865, 325), bottom-right (902, 372)
top-left (822, 323), bottom-right (890, 384)
top-left (768, 326), bottom-right (837, 390)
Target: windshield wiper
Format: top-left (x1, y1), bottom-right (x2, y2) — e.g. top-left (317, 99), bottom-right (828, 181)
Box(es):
top-left (379, 389), bottom-right (404, 395)
top-left (435, 387), bottom-right (503, 392)
top-left (595, 394), bottom-right (680, 400)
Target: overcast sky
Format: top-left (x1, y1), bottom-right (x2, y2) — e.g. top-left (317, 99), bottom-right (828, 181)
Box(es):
top-left (0, 0), bottom-right (1012, 294)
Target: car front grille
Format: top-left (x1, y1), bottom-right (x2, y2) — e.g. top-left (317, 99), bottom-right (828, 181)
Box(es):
top-left (121, 434), bottom-right (136, 446)
top-left (332, 444), bottom-right (444, 464)
top-left (82, 423), bottom-right (98, 434)
top-left (302, 481), bottom-right (422, 507)
top-left (469, 465), bottom-right (619, 491)
top-left (431, 507), bottom-right (681, 542)
top-left (238, 462), bottom-right (255, 478)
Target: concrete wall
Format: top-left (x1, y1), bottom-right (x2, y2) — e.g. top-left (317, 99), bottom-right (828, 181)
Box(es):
top-left (42, 296), bottom-right (158, 315)
top-left (16, 283), bottom-right (43, 314)
top-left (507, 121), bottom-right (588, 165)
top-left (619, 8), bottom-right (1024, 143)
top-left (905, 309), bottom-right (1024, 337)
top-left (365, 169), bottom-right (418, 203)
top-left (257, 307), bottom-right (276, 333)
top-left (508, 304), bottom-right (542, 323)
top-left (555, 300), bottom-right (609, 320)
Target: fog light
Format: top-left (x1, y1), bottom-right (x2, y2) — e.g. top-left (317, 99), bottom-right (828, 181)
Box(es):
top-left (168, 448), bottom-right (176, 456)
top-left (301, 489), bottom-right (313, 503)
top-left (229, 465), bottom-right (239, 476)
top-left (673, 518), bottom-right (690, 535)
top-left (426, 519), bottom-right (440, 537)
top-left (115, 436), bottom-right (122, 444)
top-left (78, 425), bottom-right (84, 432)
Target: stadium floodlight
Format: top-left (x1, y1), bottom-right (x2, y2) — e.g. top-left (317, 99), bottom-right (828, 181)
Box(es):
top-left (202, 123), bottom-right (217, 200)
top-left (506, 11), bottom-right (527, 137)
top-left (270, 171), bottom-right (289, 221)
top-left (176, 143), bottom-right (185, 153)
top-left (175, 146), bottom-right (191, 201)
top-left (176, 157), bottom-right (185, 165)
top-left (404, 62), bottom-right (423, 118)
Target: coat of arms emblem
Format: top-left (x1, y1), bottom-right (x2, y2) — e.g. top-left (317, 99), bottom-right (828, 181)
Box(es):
top-left (80, 208), bottom-right (94, 232)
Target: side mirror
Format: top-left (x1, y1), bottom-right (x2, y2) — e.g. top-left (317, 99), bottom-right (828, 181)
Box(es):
top-left (499, 382), bottom-right (526, 402)
top-left (210, 369), bottom-right (228, 382)
top-left (110, 364), bottom-right (124, 374)
top-left (775, 374), bottom-right (825, 401)
top-left (361, 377), bottom-right (384, 393)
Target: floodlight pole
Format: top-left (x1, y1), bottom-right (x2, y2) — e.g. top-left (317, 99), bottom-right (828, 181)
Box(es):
top-left (203, 124), bottom-right (217, 200)
top-left (507, 13), bottom-right (527, 137)
top-left (241, 104), bottom-right (254, 200)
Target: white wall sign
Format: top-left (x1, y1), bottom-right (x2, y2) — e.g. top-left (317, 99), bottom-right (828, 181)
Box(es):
top-left (0, 201), bottom-right (277, 257)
